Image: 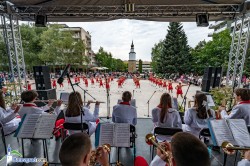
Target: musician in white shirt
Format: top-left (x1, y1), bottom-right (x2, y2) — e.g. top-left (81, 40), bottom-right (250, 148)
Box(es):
top-left (183, 93), bottom-right (215, 137)
top-left (56, 91), bottom-right (99, 136)
top-left (18, 90), bottom-right (54, 118)
top-left (135, 132), bottom-right (210, 166)
top-left (218, 88), bottom-right (250, 125)
top-left (152, 93), bottom-right (182, 129)
top-left (0, 90), bottom-right (21, 135)
top-left (112, 91), bottom-right (137, 125)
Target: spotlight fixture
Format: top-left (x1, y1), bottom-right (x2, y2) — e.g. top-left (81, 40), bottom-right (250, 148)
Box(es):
top-left (35, 14), bottom-right (47, 27)
top-left (196, 14), bottom-right (209, 27)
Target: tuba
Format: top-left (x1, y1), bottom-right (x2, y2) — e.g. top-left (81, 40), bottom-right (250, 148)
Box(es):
top-left (145, 134), bottom-right (173, 166)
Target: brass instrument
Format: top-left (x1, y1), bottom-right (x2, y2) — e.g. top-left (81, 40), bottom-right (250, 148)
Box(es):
top-left (89, 144), bottom-right (111, 166)
top-left (145, 134), bottom-right (173, 166)
top-left (221, 141), bottom-right (250, 157)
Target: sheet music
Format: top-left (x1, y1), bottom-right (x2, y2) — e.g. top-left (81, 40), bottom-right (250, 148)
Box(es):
top-left (206, 95), bottom-right (215, 107)
top-left (227, 119), bottom-right (250, 147)
top-left (60, 92), bottom-right (70, 104)
top-left (99, 123), bottom-right (114, 146)
top-left (33, 114), bottom-right (57, 139)
top-left (114, 123), bottom-right (130, 147)
top-left (210, 120), bottom-right (236, 146)
top-left (17, 114), bottom-right (40, 138)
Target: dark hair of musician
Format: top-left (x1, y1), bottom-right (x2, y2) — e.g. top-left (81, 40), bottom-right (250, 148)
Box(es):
top-left (159, 93), bottom-right (172, 123)
top-left (122, 91), bottom-right (132, 102)
top-left (0, 90), bottom-right (6, 110)
top-left (21, 90), bottom-right (38, 103)
top-left (66, 91), bottom-right (83, 117)
top-left (235, 88), bottom-right (250, 101)
top-left (171, 132), bottom-right (210, 166)
top-left (194, 93), bottom-right (211, 119)
top-left (59, 133), bottom-right (91, 166)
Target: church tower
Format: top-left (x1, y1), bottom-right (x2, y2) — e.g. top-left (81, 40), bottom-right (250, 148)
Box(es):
top-left (128, 41), bottom-right (136, 72)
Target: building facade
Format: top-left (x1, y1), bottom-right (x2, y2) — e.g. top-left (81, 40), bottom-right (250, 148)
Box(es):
top-left (128, 41), bottom-right (137, 72)
top-left (61, 24), bottom-right (97, 67)
top-left (136, 61), bottom-right (152, 72)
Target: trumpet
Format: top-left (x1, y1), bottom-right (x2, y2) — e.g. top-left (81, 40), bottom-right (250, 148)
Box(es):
top-left (145, 134), bottom-right (173, 166)
top-left (89, 144), bottom-right (111, 166)
top-left (221, 141), bottom-right (250, 157)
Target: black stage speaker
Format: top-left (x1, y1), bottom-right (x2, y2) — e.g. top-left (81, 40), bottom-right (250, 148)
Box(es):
top-left (212, 67), bottom-right (223, 88)
top-left (202, 67), bottom-right (213, 92)
top-left (33, 66), bottom-right (51, 90)
top-left (203, 67), bottom-right (213, 80)
top-left (35, 15), bottom-right (47, 27)
top-left (36, 89), bottom-right (57, 107)
top-left (196, 14), bottom-right (209, 27)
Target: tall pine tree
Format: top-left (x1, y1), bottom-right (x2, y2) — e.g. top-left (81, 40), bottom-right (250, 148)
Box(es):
top-left (159, 22), bottom-right (191, 75)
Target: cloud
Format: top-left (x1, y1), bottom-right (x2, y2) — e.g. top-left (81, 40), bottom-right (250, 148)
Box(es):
top-left (64, 20), bottom-right (213, 61)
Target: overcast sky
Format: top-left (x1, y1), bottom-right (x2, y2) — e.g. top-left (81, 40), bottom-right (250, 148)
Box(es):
top-left (63, 20), bottom-right (213, 61)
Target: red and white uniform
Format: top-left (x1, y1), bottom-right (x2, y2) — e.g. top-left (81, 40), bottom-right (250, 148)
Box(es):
top-left (168, 82), bottom-right (173, 90)
top-left (176, 85), bottom-right (183, 95)
top-left (19, 103), bottom-right (50, 118)
top-left (52, 80), bottom-right (57, 89)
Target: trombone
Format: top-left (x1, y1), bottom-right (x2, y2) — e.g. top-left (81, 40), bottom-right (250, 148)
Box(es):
top-left (145, 134), bottom-right (173, 166)
top-left (221, 141), bottom-right (250, 157)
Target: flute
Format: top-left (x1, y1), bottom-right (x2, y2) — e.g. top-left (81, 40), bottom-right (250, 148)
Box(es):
top-left (34, 100), bottom-right (105, 103)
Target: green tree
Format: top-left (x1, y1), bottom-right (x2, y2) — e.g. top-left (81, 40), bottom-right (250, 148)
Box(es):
top-left (0, 35), bottom-right (8, 71)
top-left (20, 24), bottom-right (46, 72)
top-left (158, 22), bottom-right (191, 75)
top-left (39, 25), bottom-right (86, 69)
top-left (138, 59), bottom-right (142, 73)
top-left (95, 47), bottom-right (126, 71)
top-left (151, 40), bottom-right (164, 73)
top-left (191, 30), bottom-right (231, 74)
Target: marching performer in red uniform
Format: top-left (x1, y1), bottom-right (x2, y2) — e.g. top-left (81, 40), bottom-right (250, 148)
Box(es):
top-left (99, 79), bottom-right (104, 88)
top-left (74, 76), bottom-right (78, 83)
top-left (175, 82), bottom-right (188, 98)
top-left (168, 80), bottom-right (173, 93)
top-left (52, 79), bottom-right (57, 89)
top-left (84, 78), bottom-right (88, 88)
top-left (91, 77), bottom-right (95, 85)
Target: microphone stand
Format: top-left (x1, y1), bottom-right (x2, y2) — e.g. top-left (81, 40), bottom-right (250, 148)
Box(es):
top-left (180, 83), bottom-right (191, 112)
top-left (145, 91), bottom-right (156, 117)
top-left (74, 83), bottom-right (96, 105)
top-left (104, 75), bottom-right (110, 119)
top-left (66, 73), bottom-right (85, 132)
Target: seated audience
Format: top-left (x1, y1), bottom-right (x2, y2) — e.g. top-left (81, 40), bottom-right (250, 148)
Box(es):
top-left (56, 91), bottom-right (99, 136)
top-left (218, 88), bottom-right (250, 125)
top-left (112, 91), bottom-right (137, 125)
top-left (19, 90), bottom-right (54, 118)
top-left (183, 93), bottom-right (215, 136)
top-left (59, 132), bottom-right (108, 166)
top-left (152, 93), bottom-right (182, 128)
top-left (0, 90), bottom-right (21, 135)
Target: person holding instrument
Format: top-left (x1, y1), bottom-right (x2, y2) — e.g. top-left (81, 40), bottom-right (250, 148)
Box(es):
top-left (59, 132), bottom-right (109, 166)
top-left (151, 93), bottom-right (182, 141)
top-left (0, 90), bottom-right (21, 135)
top-left (134, 132), bottom-right (210, 166)
top-left (112, 91), bottom-right (137, 125)
top-left (56, 91), bottom-right (100, 136)
top-left (19, 90), bottom-right (55, 118)
top-left (218, 88), bottom-right (250, 125)
top-left (183, 93), bottom-right (215, 137)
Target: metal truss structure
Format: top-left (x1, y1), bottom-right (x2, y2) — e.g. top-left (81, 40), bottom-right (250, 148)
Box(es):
top-left (226, 13), bottom-right (250, 87)
top-left (0, 2), bottom-right (27, 95)
top-left (8, 4), bottom-right (242, 22)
